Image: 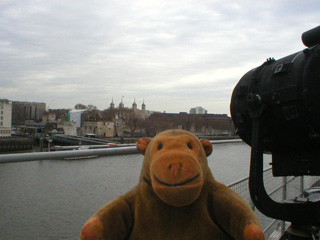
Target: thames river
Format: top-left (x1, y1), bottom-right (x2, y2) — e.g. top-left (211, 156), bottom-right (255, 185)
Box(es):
top-left (0, 141), bottom-right (271, 240)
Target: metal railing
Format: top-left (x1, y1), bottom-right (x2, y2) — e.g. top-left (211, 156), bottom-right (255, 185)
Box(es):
top-left (0, 140), bottom-right (241, 164)
top-left (228, 168), bottom-right (320, 240)
top-left (0, 146), bottom-right (139, 163)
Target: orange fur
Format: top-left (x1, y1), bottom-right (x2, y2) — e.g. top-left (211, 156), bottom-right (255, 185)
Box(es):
top-left (244, 223), bottom-right (265, 240)
top-left (80, 218), bottom-right (103, 240)
top-left (81, 129), bottom-right (265, 240)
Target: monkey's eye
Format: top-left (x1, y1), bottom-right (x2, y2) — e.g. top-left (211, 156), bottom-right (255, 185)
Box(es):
top-left (158, 143), bottom-right (163, 150)
top-left (187, 143), bottom-right (193, 149)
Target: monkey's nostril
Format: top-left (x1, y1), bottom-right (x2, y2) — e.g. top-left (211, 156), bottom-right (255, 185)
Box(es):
top-left (169, 163), bottom-right (182, 170)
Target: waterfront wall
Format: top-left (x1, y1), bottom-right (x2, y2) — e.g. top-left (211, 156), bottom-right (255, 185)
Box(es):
top-left (0, 137), bottom-right (33, 152)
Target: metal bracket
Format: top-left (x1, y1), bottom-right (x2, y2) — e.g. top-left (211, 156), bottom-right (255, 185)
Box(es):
top-left (249, 115), bottom-right (320, 225)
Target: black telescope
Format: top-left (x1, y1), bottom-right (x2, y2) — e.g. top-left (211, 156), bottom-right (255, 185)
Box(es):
top-left (230, 25), bottom-right (320, 226)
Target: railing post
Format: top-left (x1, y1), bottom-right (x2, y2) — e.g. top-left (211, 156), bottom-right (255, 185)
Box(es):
top-left (249, 197), bottom-right (255, 211)
top-left (300, 176), bottom-right (304, 195)
top-left (281, 177), bottom-right (287, 236)
top-left (39, 137), bottom-right (43, 152)
top-left (282, 177), bottom-right (287, 200)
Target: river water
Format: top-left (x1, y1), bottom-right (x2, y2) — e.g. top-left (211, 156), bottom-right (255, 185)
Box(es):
top-left (0, 142), bottom-right (271, 240)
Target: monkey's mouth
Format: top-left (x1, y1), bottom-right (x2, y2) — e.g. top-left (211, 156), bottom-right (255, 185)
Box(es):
top-left (153, 173), bottom-right (200, 187)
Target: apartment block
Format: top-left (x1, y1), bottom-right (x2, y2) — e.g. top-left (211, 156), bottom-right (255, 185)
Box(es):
top-left (12, 101), bottom-right (46, 125)
top-left (0, 99), bottom-right (12, 137)
top-left (189, 106), bottom-right (208, 114)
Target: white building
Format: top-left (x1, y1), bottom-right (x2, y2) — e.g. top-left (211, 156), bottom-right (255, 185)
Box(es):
top-left (0, 99), bottom-right (12, 137)
top-left (189, 106), bottom-right (207, 114)
top-left (68, 110), bottom-right (86, 128)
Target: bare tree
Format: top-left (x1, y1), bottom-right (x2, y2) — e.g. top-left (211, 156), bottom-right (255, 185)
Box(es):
top-left (87, 105), bottom-right (98, 111)
top-left (87, 109), bottom-right (102, 121)
top-left (125, 111), bottom-right (142, 137)
top-left (101, 108), bottom-right (116, 121)
top-left (74, 103), bottom-right (87, 109)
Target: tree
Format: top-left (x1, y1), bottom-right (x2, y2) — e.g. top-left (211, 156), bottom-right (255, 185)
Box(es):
top-left (126, 111), bottom-right (142, 137)
top-left (87, 105), bottom-right (98, 111)
top-left (101, 109), bottom-right (116, 121)
top-left (87, 109), bottom-right (102, 121)
top-left (74, 103), bottom-right (87, 110)
top-left (140, 118), bottom-right (158, 137)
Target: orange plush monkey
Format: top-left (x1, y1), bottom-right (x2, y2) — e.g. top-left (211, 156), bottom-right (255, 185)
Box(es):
top-left (81, 129), bottom-right (265, 240)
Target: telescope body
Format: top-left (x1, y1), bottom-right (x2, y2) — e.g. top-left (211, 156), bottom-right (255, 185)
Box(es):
top-left (230, 25), bottom-right (320, 226)
top-left (230, 44), bottom-right (320, 176)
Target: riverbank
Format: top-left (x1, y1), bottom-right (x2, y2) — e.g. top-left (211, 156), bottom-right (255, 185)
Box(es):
top-left (0, 137), bottom-right (33, 152)
top-left (0, 135), bottom-right (240, 154)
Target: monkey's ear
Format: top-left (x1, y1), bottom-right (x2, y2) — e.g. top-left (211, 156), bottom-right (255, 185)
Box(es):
top-left (137, 137), bottom-right (152, 155)
top-left (200, 139), bottom-right (213, 156)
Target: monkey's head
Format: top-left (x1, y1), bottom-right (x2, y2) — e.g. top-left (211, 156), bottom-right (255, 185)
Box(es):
top-left (137, 129), bottom-right (212, 207)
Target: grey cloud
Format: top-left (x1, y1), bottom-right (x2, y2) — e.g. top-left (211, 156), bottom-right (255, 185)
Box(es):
top-left (0, 0), bottom-right (318, 113)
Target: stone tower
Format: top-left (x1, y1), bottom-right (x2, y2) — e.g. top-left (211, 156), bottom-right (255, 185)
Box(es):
top-left (132, 98), bottom-right (137, 114)
top-left (142, 100), bottom-right (146, 113)
top-left (110, 98), bottom-right (115, 109)
top-left (119, 96), bottom-right (124, 109)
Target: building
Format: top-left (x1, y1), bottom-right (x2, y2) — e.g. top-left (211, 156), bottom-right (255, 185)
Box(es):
top-left (57, 121), bottom-right (77, 136)
top-left (68, 109), bottom-right (103, 136)
top-left (109, 98), bottom-right (147, 119)
top-left (132, 98), bottom-right (147, 119)
top-left (0, 99), bottom-right (12, 137)
top-left (68, 109), bottom-right (87, 128)
top-left (67, 109), bottom-right (87, 136)
top-left (147, 112), bottom-right (234, 136)
top-left (21, 121), bottom-right (49, 135)
top-left (42, 112), bottom-right (56, 122)
top-left (42, 109), bottom-right (69, 123)
top-left (12, 101), bottom-right (46, 125)
top-left (189, 106), bottom-right (207, 114)
top-left (105, 98), bottom-right (148, 136)
top-left (82, 121), bottom-right (115, 137)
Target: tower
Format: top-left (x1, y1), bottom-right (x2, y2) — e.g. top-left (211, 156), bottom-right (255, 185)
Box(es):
top-left (110, 98), bottom-right (115, 109)
top-left (119, 96), bottom-right (124, 109)
top-left (132, 98), bottom-right (137, 113)
top-left (141, 99), bottom-right (146, 113)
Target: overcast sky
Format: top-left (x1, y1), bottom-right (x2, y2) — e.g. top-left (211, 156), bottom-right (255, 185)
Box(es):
top-left (0, 0), bottom-right (319, 114)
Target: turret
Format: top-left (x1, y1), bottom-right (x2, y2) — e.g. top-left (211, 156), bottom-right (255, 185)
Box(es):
top-left (119, 96), bottom-right (124, 109)
top-left (110, 98), bottom-right (115, 109)
top-left (132, 98), bottom-right (137, 113)
top-left (142, 100), bottom-right (146, 112)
